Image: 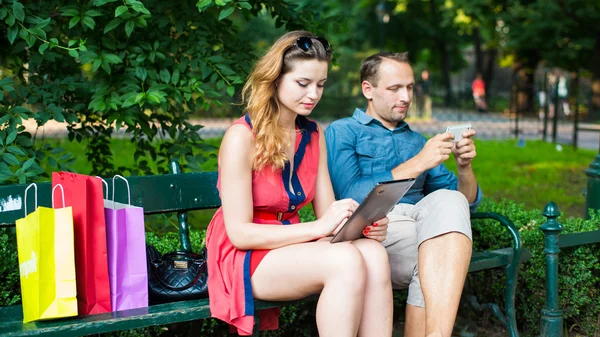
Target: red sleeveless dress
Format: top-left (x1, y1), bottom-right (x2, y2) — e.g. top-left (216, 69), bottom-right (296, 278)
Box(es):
top-left (206, 114), bottom-right (320, 335)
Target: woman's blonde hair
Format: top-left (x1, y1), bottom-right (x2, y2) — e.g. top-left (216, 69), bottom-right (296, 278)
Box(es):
top-left (241, 30), bottom-right (333, 171)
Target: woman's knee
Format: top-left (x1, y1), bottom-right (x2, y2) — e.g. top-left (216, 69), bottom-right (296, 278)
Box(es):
top-left (324, 243), bottom-right (367, 287)
top-left (353, 239), bottom-right (391, 284)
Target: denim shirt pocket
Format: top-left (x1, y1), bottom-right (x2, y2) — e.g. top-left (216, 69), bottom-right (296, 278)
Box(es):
top-left (356, 141), bottom-right (384, 176)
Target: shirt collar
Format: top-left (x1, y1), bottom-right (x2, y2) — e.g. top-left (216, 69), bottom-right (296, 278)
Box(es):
top-left (352, 108), bottom-right (411, 131)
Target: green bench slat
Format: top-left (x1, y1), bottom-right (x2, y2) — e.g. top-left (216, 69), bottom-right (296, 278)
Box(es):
top-left (0, 299), bottom-right (212, 337)
top-left (468, 248), bottom-right (531, 273)
top-left (559, 229), bottom-right (600, 248)
top-left (0, 172), bottom-right (219, 227)
top-left (0, 297), bottom-right (313, 337)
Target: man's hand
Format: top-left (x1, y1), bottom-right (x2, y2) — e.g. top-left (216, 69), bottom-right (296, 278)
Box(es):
top-left (415, 133), bottom-right (455, 171)
top-left (451, 129), bottom-right (477, 168)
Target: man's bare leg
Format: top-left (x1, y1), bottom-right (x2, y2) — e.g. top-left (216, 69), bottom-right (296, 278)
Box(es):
top-left (403, 304), bottom-right (426, 337)
top-left (419, 232), bottom-right (472, 337)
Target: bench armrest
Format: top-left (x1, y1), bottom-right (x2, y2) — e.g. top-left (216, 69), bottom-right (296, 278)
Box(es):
top-left (471, 212), bottom-right (522, 251)
top-left (471, 212), bottom-right (523, 288)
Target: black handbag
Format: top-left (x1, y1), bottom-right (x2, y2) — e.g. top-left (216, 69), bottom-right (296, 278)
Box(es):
top-left (146, 245), bottom-right (209, 304)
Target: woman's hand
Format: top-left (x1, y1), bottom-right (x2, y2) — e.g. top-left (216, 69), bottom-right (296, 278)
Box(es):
top-left (362, 216), bottom-right (389, 242)
top-left (315, 198), bottom-right (359, 238)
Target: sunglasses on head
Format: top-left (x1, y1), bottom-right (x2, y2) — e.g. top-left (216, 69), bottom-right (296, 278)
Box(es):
top-left (294, 36), bottom-right (332, 54)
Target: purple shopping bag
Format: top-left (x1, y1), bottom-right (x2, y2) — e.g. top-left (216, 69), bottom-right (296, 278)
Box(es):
top-left (100, 175), bottom-right (148, 311)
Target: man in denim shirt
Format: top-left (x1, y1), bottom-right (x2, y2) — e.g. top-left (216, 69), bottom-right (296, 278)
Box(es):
top-left (326, 52), bottom-right (482, 337)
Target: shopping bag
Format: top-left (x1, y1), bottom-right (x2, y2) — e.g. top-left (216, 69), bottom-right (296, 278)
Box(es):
top-left (52, 172), bottom-right (111, 315)
top-left (100, 175), bottom-right (148, 311)
top-left (16, 183), bottom-right (78, 323)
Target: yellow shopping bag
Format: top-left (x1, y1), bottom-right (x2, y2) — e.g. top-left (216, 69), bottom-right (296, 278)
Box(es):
top-left (16, 183), bottom-right (78, 323)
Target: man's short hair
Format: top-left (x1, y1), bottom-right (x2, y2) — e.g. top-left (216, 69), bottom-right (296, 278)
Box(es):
top-left (360, 52), bottom-right (410, 87)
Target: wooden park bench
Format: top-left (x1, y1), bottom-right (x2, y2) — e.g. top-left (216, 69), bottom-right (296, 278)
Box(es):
top-left (0, 161), bottom-right (530, 337)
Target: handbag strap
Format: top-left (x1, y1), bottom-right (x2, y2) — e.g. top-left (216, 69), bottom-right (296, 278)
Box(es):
top-left (151, 252), bottom-right (206, 291)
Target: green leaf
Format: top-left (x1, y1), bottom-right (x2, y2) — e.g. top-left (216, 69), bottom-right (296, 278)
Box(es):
top-left (82, 16), bottom-right (95, 30)
top-left (18, 28), bottom-right (28, 39)
top-left (104, 18), bottom-right (122, 33)
top-left (131, 4), bottom-right (150, 15)
top-left (115, 6), bottom-right (128, 17)
top-left (12, 2), bottom-right (25, 22)
top-left (215, 0), bottom-right (228, 6)
top-left (0, 8), bottom-right (8, 20)
top-left (86, 9), bottom-right (103, 17)
top-left (35, 18), bottom-right (51, 29)
top-left (6, 130), bottom-right (17, 144)
top-left (22, 158), bottom-right (35, 171)
top-left (61, 8), bottom-right (79, 17)
top-left (135, 67), bottom-right (148, 81)
top-left (7, 146), bottom-right (26, 156)
top-left (92, 58), bottom-right (102, 72)
top-left (2, 153), bottom-right (19, 166)
top-left (68, 39), bottom-right (77, 47)
top-left (68, 49), bottom-right (79, 58)
top-left (103, 53), bottom-right (121, 64)
top-left (159, 69), bottom-right (171, 84)
top-left (7, 27), bottom-right (18, 44)
top-left (227, 85), bottom-right (235, 97)
top-left (146, 92), bottom-right (161, 104)
top-left (25, 34), bottom-right (36, 47)
top-left (29, 28), bottom-right (46, 40)
top-left (125, 20), bottom-right (135, 37)
top-left (6, 13), bottom-right (15, 26)
top-left (196, 0), bottom-right (212, 11)
top-left (93, 0), bottom-right (117, 6)
top-left (69, 16), bottom-right (81, 28)
top-left (53, 110), bottom-right (65, 122)
top-left (101, 60), bottom-right (111, 74)
top-left (38, 42), bottom-right (49, 55)
top-left (134, 92), bottom-right (145, 103)
top-left (171, 69), bottom-right (180, 85)
top-left (238, 1), bottom-right (252, 10)
top-left (218, 6), bottom-right (235, 20)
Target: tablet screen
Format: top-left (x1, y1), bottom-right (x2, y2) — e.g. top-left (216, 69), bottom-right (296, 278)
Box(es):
top-left (331, 178), bottom-right (415, 243)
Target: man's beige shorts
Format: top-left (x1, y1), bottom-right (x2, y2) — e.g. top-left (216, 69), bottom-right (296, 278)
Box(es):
top-left (381, 189), bottom-right (472, 308)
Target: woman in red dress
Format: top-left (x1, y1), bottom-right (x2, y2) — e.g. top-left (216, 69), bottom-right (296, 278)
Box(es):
top-left (206, 31), bottom-right (393, 337)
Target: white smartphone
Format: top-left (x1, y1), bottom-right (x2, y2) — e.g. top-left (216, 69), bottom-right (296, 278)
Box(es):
top-left (445, 124), bottom-right (472, 143)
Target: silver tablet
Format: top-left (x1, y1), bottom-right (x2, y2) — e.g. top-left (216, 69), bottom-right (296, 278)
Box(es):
top-left (330, 178), bottom-right (416, 243)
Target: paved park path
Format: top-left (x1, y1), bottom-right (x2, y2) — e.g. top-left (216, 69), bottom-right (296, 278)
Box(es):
top-left (21, 108), bottom-right (599, 151)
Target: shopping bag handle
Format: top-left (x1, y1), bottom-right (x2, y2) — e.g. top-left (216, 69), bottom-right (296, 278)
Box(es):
top-left (23, 183), bottom-right (37, 217)
top-left (112, 175), bottom-right (131, 207)
top-left (95, 176), bottom-right (108, 198)
top-left (52, 184), bottom-right (66, 209)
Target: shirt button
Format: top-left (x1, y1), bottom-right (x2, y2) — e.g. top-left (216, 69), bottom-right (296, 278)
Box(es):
top-left (291, 205), bottom-right (296, 210)
top-left (296, 192), bottom-right (302, 196)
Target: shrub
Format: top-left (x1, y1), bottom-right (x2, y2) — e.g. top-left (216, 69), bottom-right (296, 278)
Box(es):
top-left (470, 198), bottom-right (600, 337)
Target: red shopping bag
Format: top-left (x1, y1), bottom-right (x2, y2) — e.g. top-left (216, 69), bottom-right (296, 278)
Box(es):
top-left (52, 172), bottom-right (112, 315)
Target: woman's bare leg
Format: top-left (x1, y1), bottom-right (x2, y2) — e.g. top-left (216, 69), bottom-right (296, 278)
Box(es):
top-left (352, 239), bottom-right (394, 337)
top-left (251, 241), bottom-right (367, 337)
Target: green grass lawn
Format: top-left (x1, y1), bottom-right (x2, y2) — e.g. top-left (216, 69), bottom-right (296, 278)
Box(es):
top-left (41, 137), bottom-right (596, 221)
top-left (444, 139), bottom-right (595, 218)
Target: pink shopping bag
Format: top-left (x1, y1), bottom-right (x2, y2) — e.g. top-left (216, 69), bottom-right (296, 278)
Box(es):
top-left (101, 175), bottom-right (148, 311)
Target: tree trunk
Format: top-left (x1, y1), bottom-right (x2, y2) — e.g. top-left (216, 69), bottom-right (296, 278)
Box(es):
top-left (430, 0), bottom-right (452, 107)
top-left (592, 32), bottom-right (600, 112)
top-left (473, 27), bottom-right (483, 75)
top-left (483, 48), bottom-right (497, 103)
top-left (439, 42), bottom-right (452, 107)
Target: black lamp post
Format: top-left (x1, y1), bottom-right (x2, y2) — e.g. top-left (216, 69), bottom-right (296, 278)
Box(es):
top-left (375, 1), bottom-right (390, 51)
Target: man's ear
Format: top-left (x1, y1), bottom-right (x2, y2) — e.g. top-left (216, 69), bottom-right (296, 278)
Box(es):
top-left (362, 80), bottom-right (374, 100)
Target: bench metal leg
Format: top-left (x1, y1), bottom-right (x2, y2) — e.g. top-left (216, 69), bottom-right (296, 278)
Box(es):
top-left (504, 257), bottom-right (520, 337)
